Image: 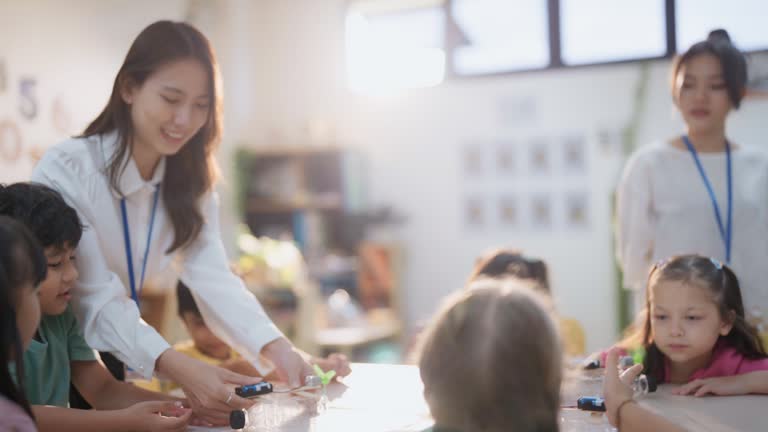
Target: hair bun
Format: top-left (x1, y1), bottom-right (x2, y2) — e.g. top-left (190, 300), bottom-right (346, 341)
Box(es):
top-left (707, 29), bottom-right (732, 45)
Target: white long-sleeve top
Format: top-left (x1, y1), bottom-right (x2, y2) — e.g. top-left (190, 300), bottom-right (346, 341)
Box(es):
top-left (31, 131), bottom-right (283, 379)
top-left (616, 141), bottom-right (768, 317)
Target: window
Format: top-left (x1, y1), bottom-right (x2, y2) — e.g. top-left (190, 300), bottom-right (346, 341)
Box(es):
top-left (450, 0), bottom-right (550, 75)
top-left (345, 1), bottom-right (446, 94)
top-left (676, 0), bottom-right (768, 52)
top-left (560, 0), bottom-right (667, 65)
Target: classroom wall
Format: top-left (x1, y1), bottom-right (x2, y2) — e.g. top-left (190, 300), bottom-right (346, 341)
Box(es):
top-left (0, 0), bottom-right (191, 183)
top-left (227, 0), bottom-right (768, 352)
top-left (3, 1), bottom-right (768, 352)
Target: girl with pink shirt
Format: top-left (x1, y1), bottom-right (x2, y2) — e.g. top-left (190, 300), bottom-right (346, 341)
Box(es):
top-left (0, 217), bottom-right (47, 432)
top-left (629, 254), bottom-right (768, 396)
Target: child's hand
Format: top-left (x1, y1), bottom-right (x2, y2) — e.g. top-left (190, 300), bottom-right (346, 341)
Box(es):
top-left (602, 348), bottom-right (644, 426)
top-left (123, 400), bottom-right (192, 431)
top-left (673, 375), bottom-right (748, 397)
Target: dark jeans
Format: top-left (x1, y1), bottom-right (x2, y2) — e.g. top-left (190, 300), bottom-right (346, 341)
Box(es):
top-left (69, 351), bottom-right (125, 409)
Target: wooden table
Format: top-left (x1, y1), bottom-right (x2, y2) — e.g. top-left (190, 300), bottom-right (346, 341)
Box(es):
top-left (189, 363), bottom-right (432, 432)
top-left (190, 364), bottom-right (765, 432)
top-left (561, 370), bottom-right (765, 432)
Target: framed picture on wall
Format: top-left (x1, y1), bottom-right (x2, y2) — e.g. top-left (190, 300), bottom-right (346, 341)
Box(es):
top-left (498, 195), bottom-right (518, 227)
top-left (565, 191), bottom-right (590, 229)
top-left (562, 135), bottom-right (586, 173)
top-left (530, 194), bottom-right (551, 229)
top-left (464, 196), bottom-right (485, 228)
top-left (596, 128), bottom-right (623, 157)
top-left (528, 138), bottom-right (549, 175)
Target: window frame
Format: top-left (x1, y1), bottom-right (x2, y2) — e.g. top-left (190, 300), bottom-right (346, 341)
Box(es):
top-left (443, 0), bottom-right (767, 79)
top-left (345, 0), bottom-right (768, 82)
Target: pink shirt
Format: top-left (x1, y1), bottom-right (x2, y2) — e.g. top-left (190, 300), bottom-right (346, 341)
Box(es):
top-left (664, 341), bottom-right (768, 383)
top-left (0, 395), bottom-right (37, 432)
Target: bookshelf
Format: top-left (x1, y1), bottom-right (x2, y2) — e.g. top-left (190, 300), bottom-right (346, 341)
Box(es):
top-left (235, 146), bottom-right (404, 360)
top-left (235, 147), bottom-right (366, 257)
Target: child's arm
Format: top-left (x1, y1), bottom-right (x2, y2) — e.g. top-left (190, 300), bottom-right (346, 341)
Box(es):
top-left (70, 360), bottom-right (179, 410)
top-left (673, 371), bottom-right (768, 396)
top-left (32, 401), bottom-right (190, 432)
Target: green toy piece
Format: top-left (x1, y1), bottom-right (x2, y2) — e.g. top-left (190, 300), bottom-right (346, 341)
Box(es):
top-left (631, 347), bottom-right (646, 365)
top-left (313, 364), bottom-right (336, 386)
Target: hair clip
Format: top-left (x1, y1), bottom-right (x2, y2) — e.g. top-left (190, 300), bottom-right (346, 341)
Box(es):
top-left (654, 258), bottom-right (669, 270)
top-left (709, 257), bottom-right (723, 270)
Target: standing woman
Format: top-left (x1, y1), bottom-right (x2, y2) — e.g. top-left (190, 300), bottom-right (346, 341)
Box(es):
top-left (617, 29), bottom-right (768, 328)
top-left (32, 21), bottom-right (313, 424)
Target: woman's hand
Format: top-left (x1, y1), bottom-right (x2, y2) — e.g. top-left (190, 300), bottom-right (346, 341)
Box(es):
top-left (120, 400), bottom-right (192, 432)
top-left (156, 349), bottom-right (259, 426)
top-left (602, 348), bottom-right (644, 426)
top-left (261, 337), bottom-right (314, 388)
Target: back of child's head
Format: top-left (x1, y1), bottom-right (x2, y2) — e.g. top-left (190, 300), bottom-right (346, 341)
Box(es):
top-left (640, 255), bottom-right (766, 380)
top-left (177, 280), bottom-right (200, 318)
top-left (469, 248), bottom-right (550, 292)
top-left (418, 279), bottom-right (561, 432)
top-left (0, 182), bottom-right (83, 250)
top-left (0, 216), bottom-right (47, 418)
top-left (671, 29), bottom-right (747, 109)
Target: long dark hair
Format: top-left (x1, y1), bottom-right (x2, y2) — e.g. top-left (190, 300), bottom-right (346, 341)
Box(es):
top-left (0, 216), bottom-right (47, 418)
top-left (82, 20), bottom-right (221, 253)
top-left (469, 248), bottom-right (550, 292)
top-left (671, 29), bottom-right (747, 109)
top-left (637, 255), bottom-right (766, 382)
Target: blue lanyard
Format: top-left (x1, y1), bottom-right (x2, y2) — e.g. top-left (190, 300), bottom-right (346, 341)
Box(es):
top-left (120, 186), bottom-right (161, 305)
top-left (682, 135), bottom-right (733, 263)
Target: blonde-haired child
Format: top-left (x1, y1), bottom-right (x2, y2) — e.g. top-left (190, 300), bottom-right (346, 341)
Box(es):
top-left (417, 279), bottom-right (562, 432)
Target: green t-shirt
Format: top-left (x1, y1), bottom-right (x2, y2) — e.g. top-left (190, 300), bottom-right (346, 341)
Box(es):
top-left (17, 306), bottom-right (97, 407)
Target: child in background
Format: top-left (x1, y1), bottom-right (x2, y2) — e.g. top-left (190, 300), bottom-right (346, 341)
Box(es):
top-left (136, 280), bottom-right (351, 393)
top-left (0, 217), bottom-right (46, 432)
top-left (469, 248), bottom-right (586, 356)
top-left (614, 254), bottom-right (768, 395)
top-left (417, 279), bottom-right (562, 432)
top-left (0, 183), bottom-right (191, 431)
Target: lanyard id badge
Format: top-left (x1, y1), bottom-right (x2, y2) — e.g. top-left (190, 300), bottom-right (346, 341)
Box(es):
top-left (682, 135), bottom-right (733, 263)
top-left (120, 186), bottom-right (161, 305)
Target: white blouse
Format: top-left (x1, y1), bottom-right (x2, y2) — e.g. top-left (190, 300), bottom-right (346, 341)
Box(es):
top-left (31, 131), bottom-right (282, 379)
top-left (616, 141), bottom-right (768, 317)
